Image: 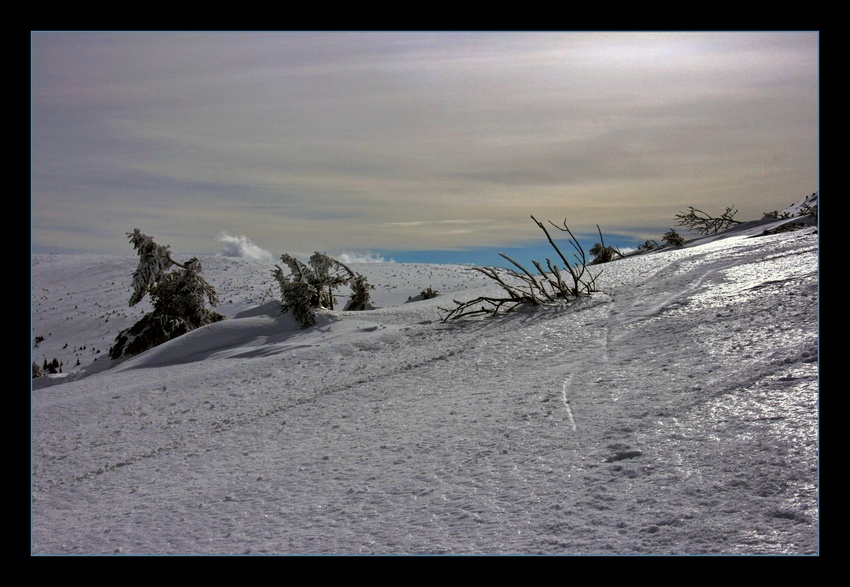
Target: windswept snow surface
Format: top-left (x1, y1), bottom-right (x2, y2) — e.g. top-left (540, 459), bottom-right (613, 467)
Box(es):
top-left (31, 223), bottom-right (818, 555)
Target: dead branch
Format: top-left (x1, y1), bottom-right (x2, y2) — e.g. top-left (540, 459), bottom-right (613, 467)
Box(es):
top-left (440, 216), bottom-right (599, 322)
top-left (675, 205), bottom-right (743, 235)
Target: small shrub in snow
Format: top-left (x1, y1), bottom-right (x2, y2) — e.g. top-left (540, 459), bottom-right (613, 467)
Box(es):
top-left (765, 210), bottom-right (793, 220)
top-left (588, 225), bottom-right (624, 265)
top-left (109, 229), bottom-right (225, 360)
top-left (760, 223), bottom-right (809, 236)
top-left (760, 193), bottom-right (818, 236)
top-left (662, 229), bottom-right (685, 247)
top-left (273, 252), bottom-right (374, 328)
top-left (799, 201), bottom-right (818, 221)
top-left (589, 243), bottom-right (620, 264)
top-left (345, 271), bottom-right (375, 312)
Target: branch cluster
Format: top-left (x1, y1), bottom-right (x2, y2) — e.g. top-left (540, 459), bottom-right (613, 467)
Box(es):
top-left (674, 205), bottom-right (743, 235)
top-left (440, 216), bottom-right (599, 321)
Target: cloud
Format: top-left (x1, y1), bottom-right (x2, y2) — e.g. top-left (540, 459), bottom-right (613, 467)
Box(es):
top-left (30, 32), bottom-right (818, 259)
top-left (336, 252), bottom-right (394, 264)
top-left (217, 233), bottom-right (274, 261)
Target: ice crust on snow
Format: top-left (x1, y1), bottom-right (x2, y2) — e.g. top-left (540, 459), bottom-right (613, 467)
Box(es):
top-left (31, 207), bottom-right (818, 555)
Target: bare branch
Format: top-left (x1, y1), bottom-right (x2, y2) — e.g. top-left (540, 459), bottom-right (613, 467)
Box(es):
top-left (440, 215), bottom-right (599, 322)
top-left (675, 205), bottom-right (743, 235)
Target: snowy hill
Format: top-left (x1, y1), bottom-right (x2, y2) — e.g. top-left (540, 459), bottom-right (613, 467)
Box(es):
top-left (31, 200), bottom-right (818, 555)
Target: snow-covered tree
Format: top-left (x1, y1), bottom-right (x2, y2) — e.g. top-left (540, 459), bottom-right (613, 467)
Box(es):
top-left (273, 252), bottom-right (373, 327)
top-left (344, 272), bottom-right (374, 312)
top-left (126, 229), bottom-right (176, 306)
top-left (109, 230), bottom-right (224, 360)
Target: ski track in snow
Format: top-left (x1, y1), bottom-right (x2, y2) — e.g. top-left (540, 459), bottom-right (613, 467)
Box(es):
top-left (31, 230), bottom-right (818, 555)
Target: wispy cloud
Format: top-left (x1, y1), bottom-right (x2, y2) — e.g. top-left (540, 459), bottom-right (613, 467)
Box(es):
top-left (31, 32), bottom-right (818, 258)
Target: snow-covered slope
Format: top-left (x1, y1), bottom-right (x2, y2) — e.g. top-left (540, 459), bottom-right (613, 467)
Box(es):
top-left (31, 204), bottom-right (818, 555)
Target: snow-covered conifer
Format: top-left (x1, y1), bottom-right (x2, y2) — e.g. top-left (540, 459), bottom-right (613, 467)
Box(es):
top-left (343, 272), bottom-right (374, 311)
top-left (109, 230), bottom-right (225, 360)
top-left (273, 252), bottom-right (372, 327)
top-left (127, 229), bottom-right (176, 307)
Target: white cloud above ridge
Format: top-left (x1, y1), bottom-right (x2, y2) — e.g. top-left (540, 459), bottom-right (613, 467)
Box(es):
top-left (217, 232), bottom-right (274, 261)
top-left (337, 251), bottom-right (394, 264)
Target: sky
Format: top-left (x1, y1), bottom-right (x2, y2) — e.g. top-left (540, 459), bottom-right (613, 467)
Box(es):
top-left (31, 31), bottom-right (819, 265)
top-left (30, 211), bottom-right (819, 554)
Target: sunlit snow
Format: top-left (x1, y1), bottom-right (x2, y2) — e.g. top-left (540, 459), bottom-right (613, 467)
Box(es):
top-left (31, 209), bottom-right (818, 555)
